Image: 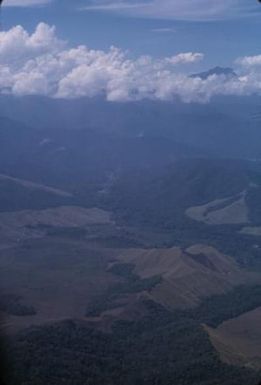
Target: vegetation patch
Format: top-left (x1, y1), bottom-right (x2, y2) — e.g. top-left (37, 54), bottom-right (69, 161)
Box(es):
top-left (0, 294), bottom-right (36, 317)
top-left (4, 304), bottom-right (260, 385)
top-left (187, 284), bottom-right (261, 328)
top-left (86, 263), bottom-right (162, 317)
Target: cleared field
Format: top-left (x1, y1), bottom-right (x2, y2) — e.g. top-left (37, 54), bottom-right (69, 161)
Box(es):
top-left (206, 307), bottom-right (261, 370)
top-left (0, 206), bottom-right (113, 246)
top-left (186, 193), bottom-right (249, 225)
top-left (0, 237), bottom-right (119, 334)
top-left (114, 245), bottom-right (260, 309)
top-left (1, 205), bottom-right (260, 335)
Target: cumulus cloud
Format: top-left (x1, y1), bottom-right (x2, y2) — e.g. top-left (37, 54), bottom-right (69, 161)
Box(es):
top-left (0, 23), bottom-right (63, 63)
top-left (0, 23), bottom-right (261, 102)
top-left (236, 55), bottom-right (261, 68)
top-left (165, 53), bottom-right (204, 65)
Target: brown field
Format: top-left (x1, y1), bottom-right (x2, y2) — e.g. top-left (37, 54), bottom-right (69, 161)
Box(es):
top-left (0, 206), bottom-right (113, 246)
top-left (0, 205), bottom-right (118, 333)
top-left (114, 244), bottom-right (260, 309)
top-left (2, 231), bottom-right (260, 333)
top-left (206, 307), bottom-right (261, 370)
top-left (0, 236), bottom-right (119, 334)
top-left (1, 205), bottom-right (260, 334)
top-left (186, 193), bottom-right (249, 225)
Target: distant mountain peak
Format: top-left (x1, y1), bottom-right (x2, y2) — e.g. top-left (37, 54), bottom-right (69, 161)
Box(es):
top-left (190, 66), bottom-right (237, 80)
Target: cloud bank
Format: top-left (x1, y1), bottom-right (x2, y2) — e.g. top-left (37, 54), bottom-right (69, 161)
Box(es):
top-left (0, 23), bottom-right (261, 103)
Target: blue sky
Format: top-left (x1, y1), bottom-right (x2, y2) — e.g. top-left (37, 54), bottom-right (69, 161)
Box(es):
top-left (2, 0), bottom-right (261, 69)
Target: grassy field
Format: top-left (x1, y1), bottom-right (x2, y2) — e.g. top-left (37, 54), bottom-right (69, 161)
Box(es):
top-left (0, 235), bottom-right (120, 334)
top-left (0, 204), bottom-right (261, 385)
top-left (1, 219), bottom-right (261, 333)
top-left (206, 307), bottom-right (261, 370)
top-left (114, 245), bottom-right (261, 309)
top-left (186, 192), bottom-right (249, 225)
top-left (0, 205), bottom-right (113, 249)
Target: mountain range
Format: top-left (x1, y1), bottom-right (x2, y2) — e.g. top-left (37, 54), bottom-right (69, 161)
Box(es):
top-left (0, 93), bottom-right (261, 385)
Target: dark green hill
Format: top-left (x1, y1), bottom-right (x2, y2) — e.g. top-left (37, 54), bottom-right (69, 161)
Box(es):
top-left (104, 158), bottom-right (250, 228)
top-left (2, 95), bottom-right (261, 158)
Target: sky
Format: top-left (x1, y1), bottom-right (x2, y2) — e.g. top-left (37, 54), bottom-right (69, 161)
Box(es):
top-left (2, 0), bottom-right (261, 67)
top-left (0, 0), bottom-right (261, 102)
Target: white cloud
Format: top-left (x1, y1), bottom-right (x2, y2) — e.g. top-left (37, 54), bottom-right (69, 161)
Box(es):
top-left (4, 0), bottom-right (52, 7)
top-left (165, 53), bottom-right (204, 65)
top-left (236, 55), bottom-right (261, 67)
top-left (1, 23), bottom-right (261, 102)
top-left (83, 0), bottom-right (260, 21)
top-left (0, 23), bottom-right (63, 64)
